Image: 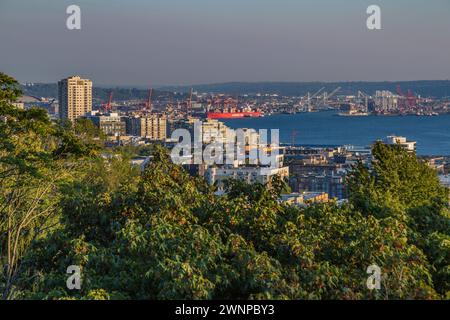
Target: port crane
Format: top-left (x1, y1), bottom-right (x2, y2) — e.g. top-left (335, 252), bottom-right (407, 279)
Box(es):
top-left (407, 90), bottom-right (417, 108)
top-left (357, 91), bottom-right (370, 99)
top-left (303, 87), bottom-right (325, 110)
top-left (322, 87), bottom-right (341, 104)
top-left (309, 87), bottom-right (325, 102)
top-left (357, 90), bottom-right (370, 111)
top-left (141, 88), bottom-right (153, 113)
top-left (396, 85), bottom-right (417, 109)
top-left (309, 87), bottom-right (342, 110)
top-left (102, 91), bottom-right (114, 112)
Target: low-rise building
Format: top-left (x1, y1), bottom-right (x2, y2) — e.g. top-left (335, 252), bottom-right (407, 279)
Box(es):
top-left (286, 146), bottom-right (370, 200)
top-left (382, 135), bottom-right (416, 153)
top-left (125, 114), bottom-right (167, 141)
top-left (280, 192), bottom-right (329, 207)
top-left (87, 112), bottom-right (126, 136)
top-left (206, 165), bottom-right (289, 193)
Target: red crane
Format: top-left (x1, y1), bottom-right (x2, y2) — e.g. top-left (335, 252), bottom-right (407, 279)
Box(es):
top-left (396, 85), bottom-right (408, 110)
top-left (407, 90), bottom-right (417, 107)
top-left (102, 91), bottom-right (114, 112)
top-left (397, 85), bottom-right (417, 109)
top-left (138, 88), bottom-right (153, 113)
top-left (144, 88), bottom-right (153, 112)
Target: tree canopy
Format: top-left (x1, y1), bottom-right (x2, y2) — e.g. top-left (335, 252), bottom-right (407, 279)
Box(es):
top-left (0, 72), bottom-right (449, 300)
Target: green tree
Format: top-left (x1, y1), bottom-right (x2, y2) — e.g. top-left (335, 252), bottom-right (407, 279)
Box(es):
top-left (347, 142), bottom-right (450, 296)
top-left (0, 72), bottom-right (95, 299)
top-left (19, 146), bottom-right (447, 300)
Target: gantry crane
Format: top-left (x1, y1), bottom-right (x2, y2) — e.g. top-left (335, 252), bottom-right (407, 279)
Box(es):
top-left (323, 87), bottom-right (341, 103)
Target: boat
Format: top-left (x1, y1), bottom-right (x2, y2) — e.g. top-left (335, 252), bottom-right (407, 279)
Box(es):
top-left (207, 111), bottom-right (262, 119)
top-left (337, 111), bottom-right (369, 117)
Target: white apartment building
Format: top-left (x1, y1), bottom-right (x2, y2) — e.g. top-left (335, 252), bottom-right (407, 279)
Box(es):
top-left (205, 165), bottom-right (289, 193)
top-left (383, 135), bottom-right (416, 152)
top-left (374, 90), bottom-right (399, 112)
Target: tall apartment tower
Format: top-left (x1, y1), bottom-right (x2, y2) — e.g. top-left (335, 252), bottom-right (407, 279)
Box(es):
top-left (58, 76), bottom-right (92, 122)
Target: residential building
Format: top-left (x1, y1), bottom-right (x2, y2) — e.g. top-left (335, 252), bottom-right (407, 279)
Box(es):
top-left (280, 192), bottom-right (329, 207)
top-left (58, 76), bottom-right (92, 122)
top-left (382, 135), bottom-right (416, 153)
top-left (87, 112), bottom-right (126, 136)
top-left (205, 165), bottom-right (289, 193)
top-left (125, 114), bottom-right (167, 140)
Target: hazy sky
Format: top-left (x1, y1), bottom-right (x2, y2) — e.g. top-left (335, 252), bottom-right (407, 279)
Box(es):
top-left (1, 0), bottom-right (449, 86)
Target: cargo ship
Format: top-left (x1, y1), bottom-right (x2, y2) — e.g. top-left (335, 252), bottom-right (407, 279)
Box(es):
top-left (207, 111), bottom-right (262, 119)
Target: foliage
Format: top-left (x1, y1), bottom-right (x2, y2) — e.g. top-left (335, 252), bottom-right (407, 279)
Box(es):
top-left (16, 146), bottom-right (449, 300)
top-left (0, 72), bottom-right (96, 299)
top-left (0, 73), bottom-right (448, 300)
top-left (347, 142), bottom-right (450, 296)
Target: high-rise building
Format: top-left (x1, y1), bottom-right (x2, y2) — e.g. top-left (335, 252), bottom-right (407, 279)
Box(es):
top-left (374, 90), bottom-right (398, 112)
top-left (58, 76), bottom-right (92, 122)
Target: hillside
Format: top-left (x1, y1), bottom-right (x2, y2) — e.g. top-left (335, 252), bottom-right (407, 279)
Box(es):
top-left (161, 80), bottom-right (450, 98)
top-left (20, 83), bottom-right (180, 101)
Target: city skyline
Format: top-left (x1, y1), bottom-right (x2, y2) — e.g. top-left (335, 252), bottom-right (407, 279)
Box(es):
top-left (1, 0), bottom-right (450, 86)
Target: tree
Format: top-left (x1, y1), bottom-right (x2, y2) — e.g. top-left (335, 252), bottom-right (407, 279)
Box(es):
top-left (0, 72), bottom-right (95, 299)
top-left (18, 146), bottom-right (447, 299)
top-left (347, 142), bottom-right (450, 296)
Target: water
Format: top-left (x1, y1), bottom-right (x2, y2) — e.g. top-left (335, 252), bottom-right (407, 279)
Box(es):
top-left (222, 111), bottom-right (450, 156)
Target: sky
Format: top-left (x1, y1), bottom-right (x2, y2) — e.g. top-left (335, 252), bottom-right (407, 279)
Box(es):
top-left (0, 0), bottom-right (449, 86)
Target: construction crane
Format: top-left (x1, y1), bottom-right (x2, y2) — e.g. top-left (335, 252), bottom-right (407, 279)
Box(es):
top-left (142, 88), bottom-right (153, 113)
top-left (102, 91), bottom-right (114, 112)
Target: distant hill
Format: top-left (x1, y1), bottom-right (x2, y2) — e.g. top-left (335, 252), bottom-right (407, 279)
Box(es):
top-left (20, 84), bottom-right (180, 101)
top-left (160, 81), bottom-right (450, 98)
top-left (21, 80), bottom-right (450, 100)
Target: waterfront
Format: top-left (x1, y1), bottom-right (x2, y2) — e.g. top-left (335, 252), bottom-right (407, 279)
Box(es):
top-left (223, 111), bottom-right (450, 155)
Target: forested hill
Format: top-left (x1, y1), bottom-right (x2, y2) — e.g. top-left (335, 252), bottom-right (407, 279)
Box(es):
top-left (161, 80), bottom-right (450, 98)
top-left (21, 80), bottom-right (450, 100)
top-left (20, 83), bottom-right (178, 101)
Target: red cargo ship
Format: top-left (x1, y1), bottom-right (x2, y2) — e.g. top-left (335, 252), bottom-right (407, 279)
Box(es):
top-left (207, 111), bottom-right (262, 119)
